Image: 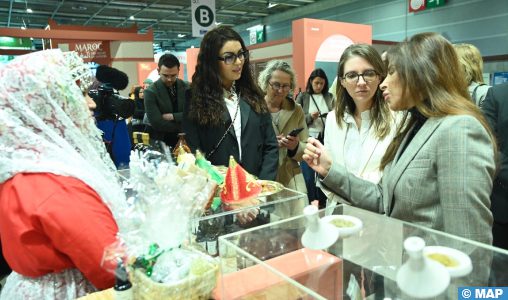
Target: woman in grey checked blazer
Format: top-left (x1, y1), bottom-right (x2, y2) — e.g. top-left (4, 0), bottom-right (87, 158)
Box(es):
top-left (303, 32), bottom-right (496, 246)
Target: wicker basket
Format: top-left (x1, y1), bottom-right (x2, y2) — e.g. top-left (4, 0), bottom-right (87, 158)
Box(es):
top-left (130, 259), bottom-right (218, 300)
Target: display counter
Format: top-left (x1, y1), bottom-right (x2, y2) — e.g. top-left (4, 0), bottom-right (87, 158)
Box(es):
top-left (190, 187), bottom-right (307, 257)
top-left (117, 168), bottom-right (308, 257)
top-left (217, 204), bottom-right (508, 299)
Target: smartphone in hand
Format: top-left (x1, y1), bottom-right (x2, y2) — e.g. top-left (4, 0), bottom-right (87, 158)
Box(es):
top-left (288, 127), bottom-right (304, 137)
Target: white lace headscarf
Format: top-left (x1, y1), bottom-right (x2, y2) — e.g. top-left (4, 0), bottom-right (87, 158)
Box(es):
top-left (0, 49), bottom-right (128, 231)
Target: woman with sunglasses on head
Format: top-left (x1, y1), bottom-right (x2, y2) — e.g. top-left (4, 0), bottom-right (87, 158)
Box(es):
top-left (304, 33), bottom-right (496, 245)
top-left (258, 60), bottom-right (308, 201)
top-left (320, 44), bottom-right (398, 208)
top-left (296, 68), bottom-right (334, 207)
top-left (183, 26), bottom-right (278, 182)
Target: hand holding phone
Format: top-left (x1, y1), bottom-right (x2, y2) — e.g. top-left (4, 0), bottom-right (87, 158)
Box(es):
top-left (288, 127), bottom-right (304, 137)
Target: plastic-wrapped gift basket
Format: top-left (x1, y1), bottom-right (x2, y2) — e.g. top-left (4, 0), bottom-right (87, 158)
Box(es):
top-left (103, 146), bottom-right (220, 299)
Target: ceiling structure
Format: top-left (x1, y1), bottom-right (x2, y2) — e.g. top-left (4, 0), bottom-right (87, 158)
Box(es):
top-left (0, 0), bottom-right (318, 50)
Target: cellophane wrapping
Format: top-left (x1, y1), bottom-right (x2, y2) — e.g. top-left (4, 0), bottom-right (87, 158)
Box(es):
top-left (103, 148), bottom-right (219, 299)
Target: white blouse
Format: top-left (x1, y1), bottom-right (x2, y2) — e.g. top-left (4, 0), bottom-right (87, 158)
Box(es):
top-left (324, 110), bottom-right (397, 184)
top-left (307, 93), bottom-right (329, 138)
top-left (224, 93), bottom-right (242, 160)
top-left (342, 110), bottom-right (373, 177)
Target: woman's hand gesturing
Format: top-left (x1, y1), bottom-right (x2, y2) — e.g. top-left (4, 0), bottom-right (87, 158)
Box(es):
top-left (303, 137), bottom-right (332, 177)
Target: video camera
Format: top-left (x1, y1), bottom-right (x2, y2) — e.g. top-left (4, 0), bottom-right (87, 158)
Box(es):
top-left (88, 65), bottom-right (135, 121)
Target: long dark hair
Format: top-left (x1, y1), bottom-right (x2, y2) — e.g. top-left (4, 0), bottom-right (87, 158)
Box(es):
top-left (133, 86), bottom-right (143, 100)
top-left (305, 68), bottom-right (329, 96)
top-left (380, 32), bottom-right (496, 169)
top-left (189, 26), bottom-right (266, 126)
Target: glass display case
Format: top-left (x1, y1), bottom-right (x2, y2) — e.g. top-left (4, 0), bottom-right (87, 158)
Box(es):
top-left (118, 167), bottom-right (307, 257)
top-left (190, 187), bottom-right (307, 257)
top-left (216, 204), bottom-right (508, 299)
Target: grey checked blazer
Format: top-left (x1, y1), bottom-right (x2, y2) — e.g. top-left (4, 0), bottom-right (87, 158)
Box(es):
top-left (322, 114), bottom-right (495, 245)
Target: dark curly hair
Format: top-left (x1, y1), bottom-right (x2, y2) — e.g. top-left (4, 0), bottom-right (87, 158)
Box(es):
top-left (189, 26), bottom-right (266, 126)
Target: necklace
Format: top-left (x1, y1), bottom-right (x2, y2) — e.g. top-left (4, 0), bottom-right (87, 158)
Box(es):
top-left (225, 81), bottom-right (237, 100)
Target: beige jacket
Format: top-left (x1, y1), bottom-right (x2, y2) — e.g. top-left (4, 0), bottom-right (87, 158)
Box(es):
top-left (271, 98), bottom-right (308, 192)
top-left (269, 98), bottom-right (309, 222)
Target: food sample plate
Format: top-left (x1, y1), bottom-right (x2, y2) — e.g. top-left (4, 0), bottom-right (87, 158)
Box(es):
top-left (257, 180), bottom-right (284, 197)
top-left (423, 246), bottom-right (472, 277)
top-left (321, 215), bottom-right (363, 237)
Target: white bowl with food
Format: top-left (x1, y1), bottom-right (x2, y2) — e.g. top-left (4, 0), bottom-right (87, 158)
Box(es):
top-left (321, 214), bottom-right (363, 237)
top-left (423, 246), bottom-right (473, 277)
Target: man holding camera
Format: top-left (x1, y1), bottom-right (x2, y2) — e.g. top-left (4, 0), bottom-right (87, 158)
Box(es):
top-left (144, 53), bottom-right (189, 147)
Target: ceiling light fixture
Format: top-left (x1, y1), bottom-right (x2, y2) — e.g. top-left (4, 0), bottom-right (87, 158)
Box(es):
top-left (129, 15), bottom-right (135, 20)
top-left (21, 18), bottom-right (27, 30)
top-left (26, 8), bottom-right (33, 13)
top-left (267, 2), bottom-right (278, 8)
top-left (246, 24), bottom-right (263, 31)
top-left (71, 4), bottom-right (87, 11)
top-left (215, 22), bottom-right (222, 25)
top-left (177, 34), bottom-right (186, 38)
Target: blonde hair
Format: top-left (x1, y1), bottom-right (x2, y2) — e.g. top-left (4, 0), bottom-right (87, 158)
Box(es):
top-left (257, 60), bottom-right (296, 93)
top-left (454, 43), bottom-right (485, 84)
top-left (380, 33), bottom-right (496, 169)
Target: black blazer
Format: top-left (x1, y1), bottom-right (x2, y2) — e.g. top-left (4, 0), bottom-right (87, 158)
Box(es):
top-left (482, 83), bottom-right (508, 223)
top-left (144, 78), bottom-right (189, 141)
top-left (183, 96), bottom-right (278, 181)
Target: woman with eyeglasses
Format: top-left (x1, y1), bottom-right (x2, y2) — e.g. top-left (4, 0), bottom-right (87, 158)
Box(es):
top-left (257, 60), bottom-right (308, 204)
top-left (296, 68), bottom-right (334, 206)
top-left (318, 44), bottom-right (398, 209)
top-left (304, 33), bottom-right (496, 246)
top-left (305, 44), bottom-right (398, 296)
top-left (183, 26), bottom-right (278, 185)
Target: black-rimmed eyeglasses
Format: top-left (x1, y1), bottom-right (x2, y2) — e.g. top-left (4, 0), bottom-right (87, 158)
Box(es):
top-left (341, 69), bottom-right (379, 84)
top-left (217, 50), bottom-right (249, 65)
top-left (268, 82), bottom-right (291, 91)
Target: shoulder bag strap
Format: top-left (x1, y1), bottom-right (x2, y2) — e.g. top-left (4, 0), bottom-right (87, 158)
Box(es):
top-left (310, 94), bottom-right (326, 131)
top-left (471, 83), bottom-right (486, 106)
top-left (206, 97), bottom-right (240, 160)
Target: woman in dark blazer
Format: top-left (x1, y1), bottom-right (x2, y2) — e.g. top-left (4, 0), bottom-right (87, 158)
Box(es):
top-left (182, 26), bottom-right (278, 181)
top-left (296, 69), bottom-right (334, 206)
top-left (296, 68), bottom-right (335, 134)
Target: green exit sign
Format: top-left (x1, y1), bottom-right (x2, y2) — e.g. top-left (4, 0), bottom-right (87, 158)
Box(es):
top-left (427, 0), bottom-right (445, 8)
top-left (248, 25), bottom-right (265, 45)
top-left (0, 37), bottom-right (31, 49)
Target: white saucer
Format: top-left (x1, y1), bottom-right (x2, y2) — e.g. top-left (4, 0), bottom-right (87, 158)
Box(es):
top-left (321, 215), bottom-right (363, 238)
top-left (423, 246), bottom-right (473, 277)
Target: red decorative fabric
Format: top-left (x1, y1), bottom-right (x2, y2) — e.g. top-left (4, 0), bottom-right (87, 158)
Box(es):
top-left (0, 173), bottom-right (118, 290)
top-left (220, 156), bottom-right (261, 203)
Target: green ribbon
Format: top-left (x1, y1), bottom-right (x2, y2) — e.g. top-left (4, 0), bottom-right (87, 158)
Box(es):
top-left (133, 243), bottom-right (167, 277)
top-left (195, 153), bottom-right (224, 184)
